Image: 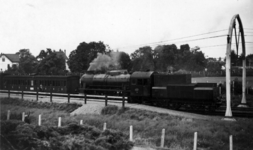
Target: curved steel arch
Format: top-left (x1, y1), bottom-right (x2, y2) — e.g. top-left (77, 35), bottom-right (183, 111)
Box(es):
top-left (225, 14), bottom-right (247, 118)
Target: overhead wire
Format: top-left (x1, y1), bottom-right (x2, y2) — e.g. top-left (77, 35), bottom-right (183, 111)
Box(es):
top-left (119, 29), bottom-right (228, 49)
top-left (198, 43), bottom-right (253, 49)
top-left (117, 28), bottom-right (252, 54)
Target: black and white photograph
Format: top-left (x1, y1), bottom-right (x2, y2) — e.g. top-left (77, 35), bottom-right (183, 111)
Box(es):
top-left (0, 0), bottom-right (253, 150)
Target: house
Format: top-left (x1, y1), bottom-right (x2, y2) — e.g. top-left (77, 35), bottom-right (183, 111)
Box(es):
top-left (0, 53), bottom-right (20, 72)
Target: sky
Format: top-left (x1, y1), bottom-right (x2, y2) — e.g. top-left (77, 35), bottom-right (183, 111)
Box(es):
top-left (0, 0), bottom-right (253, 59)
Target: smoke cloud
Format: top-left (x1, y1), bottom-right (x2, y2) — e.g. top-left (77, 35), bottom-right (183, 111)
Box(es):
top-left (88, 52), bottom-right (121, 71)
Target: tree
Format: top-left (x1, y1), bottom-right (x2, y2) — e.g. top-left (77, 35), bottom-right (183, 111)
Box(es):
top-left (118, 52), bottom-right (131, 71)
top-left (36, 49), bottom-right (53, 61)
top-left (16, 49), bottom-right (38, 74)
top-left (185, 51), bottom-right (206, 72)
top-left (247, 54), bottom-right (253, 67)
top-left (206, 58), bottom-right (222, 75)
top-left (4, 64), bottom-right (19, 74)
top-left (36, 50), bottom-right (66, 75)
top-left (68, 41), bottom-right (109, 73)
top-left (230, 50), bottom-right (239, 66)
top-left (130, 46), bottom-right (155, 71)
top-left (153, 44), bottom-right (178, 72)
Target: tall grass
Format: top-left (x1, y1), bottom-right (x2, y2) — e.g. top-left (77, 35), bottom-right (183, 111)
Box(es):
top-left (1, 97), bottom-right (253, 150)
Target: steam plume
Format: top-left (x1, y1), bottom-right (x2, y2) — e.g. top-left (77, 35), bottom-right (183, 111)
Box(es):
top-left (88, 52), bottom-right (121, 71)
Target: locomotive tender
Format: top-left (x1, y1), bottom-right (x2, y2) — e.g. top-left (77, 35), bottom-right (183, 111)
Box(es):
top-left (80, 70), bottom-right (221, 110)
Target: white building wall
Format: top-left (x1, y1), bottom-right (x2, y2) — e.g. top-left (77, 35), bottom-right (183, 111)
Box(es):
top-left (66, 62), bottom-right (70, 71)
top-left (0, 55), bottom-right (18, 72)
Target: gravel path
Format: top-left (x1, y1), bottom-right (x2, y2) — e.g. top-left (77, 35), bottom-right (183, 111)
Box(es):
top-left (70, 103), bottom-right (104, 115)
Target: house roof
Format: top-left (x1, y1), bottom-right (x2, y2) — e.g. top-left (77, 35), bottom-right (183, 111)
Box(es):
top-left (1, 54), bottom-right (20, 62)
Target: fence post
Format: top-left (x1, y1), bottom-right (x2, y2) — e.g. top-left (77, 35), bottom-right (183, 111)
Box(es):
top-left (68, 93), bottom-right (70, 103)
top-left (219, 86), bottom-right (222, 96)
top-left (50, 85), bottom-right (52, 103)
top-left (7, 110), bottom-right (10, 120)
top-left (193, 132), bottom-right (198, 150)
top-left (219, 81), bottom-right (222, 96)
top-left (22, 112), bottom-right (25, 122)
top-left (246, 81), bottom-right (249, 95)
top-left (122, 92), bottom-right (125, 108)
top-left (58, 117), bottom-right (61, 127)
top-left (80, 120), bottom-right (83, 125)
top-left (36, 89), bottom-right (39, 101)
top-left (84, 93), bottom-right (87, 104)
top-left (105, 92), bottom-right (108, 106)
top-left (161, 128), bottom-right (165, 148)
top-left (8, 85), bottom-right (10, 98)
top-left (38, 114), bottom-right (41, 126)
top-left (21, 85), bottom-right (24, 100)
top-left (129, 125), bottom-right (133, 141)
top-left (103, 122), bottom-right (107, 131)
top-left (230, 135), bottom-right (233, 150)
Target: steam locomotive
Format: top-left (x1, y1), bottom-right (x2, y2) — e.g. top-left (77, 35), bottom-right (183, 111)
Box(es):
top-left (0, 70), bottom-right (222, 110)
top-left (80, 70), bottom-right (222, 111)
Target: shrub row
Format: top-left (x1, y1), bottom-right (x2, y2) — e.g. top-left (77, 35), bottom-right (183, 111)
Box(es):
top-left (0, 120), bottom-right (133, 150)
top-left (0, 97), bottom-right (82, 113)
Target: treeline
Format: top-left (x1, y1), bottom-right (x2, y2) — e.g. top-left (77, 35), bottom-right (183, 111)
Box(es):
top-left (5, 49), bottom-right (67, 75)
top-left (4, 41), bottom-right (253, 76)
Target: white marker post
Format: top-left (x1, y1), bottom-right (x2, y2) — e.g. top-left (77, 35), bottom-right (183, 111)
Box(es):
top-left (230, 135), bottom-right (233, 150)
top-left (22, 112), bottom-right (25, 122)
top-left (38, 115), bottom-right (41, 126)
top-left (129, 125), bottom-right (133, 141)
top-left (160, 128), bottom-right (165, 148)
top-left (58, 117), bottom-right (62, 127)
top-left (7, 110), bottom-right (10, 120)
top-left (103, 123), bottom-right (107, 131)
top-left (193, 132), bottom-right (197, 150)
top-left (80, 120), bottom-right (83, 125)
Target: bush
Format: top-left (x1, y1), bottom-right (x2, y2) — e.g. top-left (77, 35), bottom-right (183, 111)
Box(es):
top-left (101, 105), bottom-right (119, 115)
top-left (0, 121), bottom-right (133, 150)
top-left (0, 97), bottom-right (82, 112)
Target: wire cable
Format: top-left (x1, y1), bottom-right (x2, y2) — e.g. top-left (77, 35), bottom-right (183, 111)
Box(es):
top-left (119, 29), bottom-right (228, 49)
top-left (199, 43), bottom-right (253, 49)
top-left (161, 34), bottom-right (227, 45)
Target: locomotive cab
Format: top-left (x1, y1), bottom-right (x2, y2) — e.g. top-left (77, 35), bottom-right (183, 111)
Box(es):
top-left (129, 71), bottom-right (155, 103)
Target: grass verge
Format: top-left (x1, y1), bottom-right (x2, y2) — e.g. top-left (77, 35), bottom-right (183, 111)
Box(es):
top-left (1, 97), bottom-right (253, 150)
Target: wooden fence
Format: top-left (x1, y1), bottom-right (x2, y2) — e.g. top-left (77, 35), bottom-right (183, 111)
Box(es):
top-left (0, 88), bottom-right (128, 108)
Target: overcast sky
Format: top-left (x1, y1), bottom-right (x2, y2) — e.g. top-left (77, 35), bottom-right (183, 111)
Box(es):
top-left (0, 0), bottom-right (252, 58)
